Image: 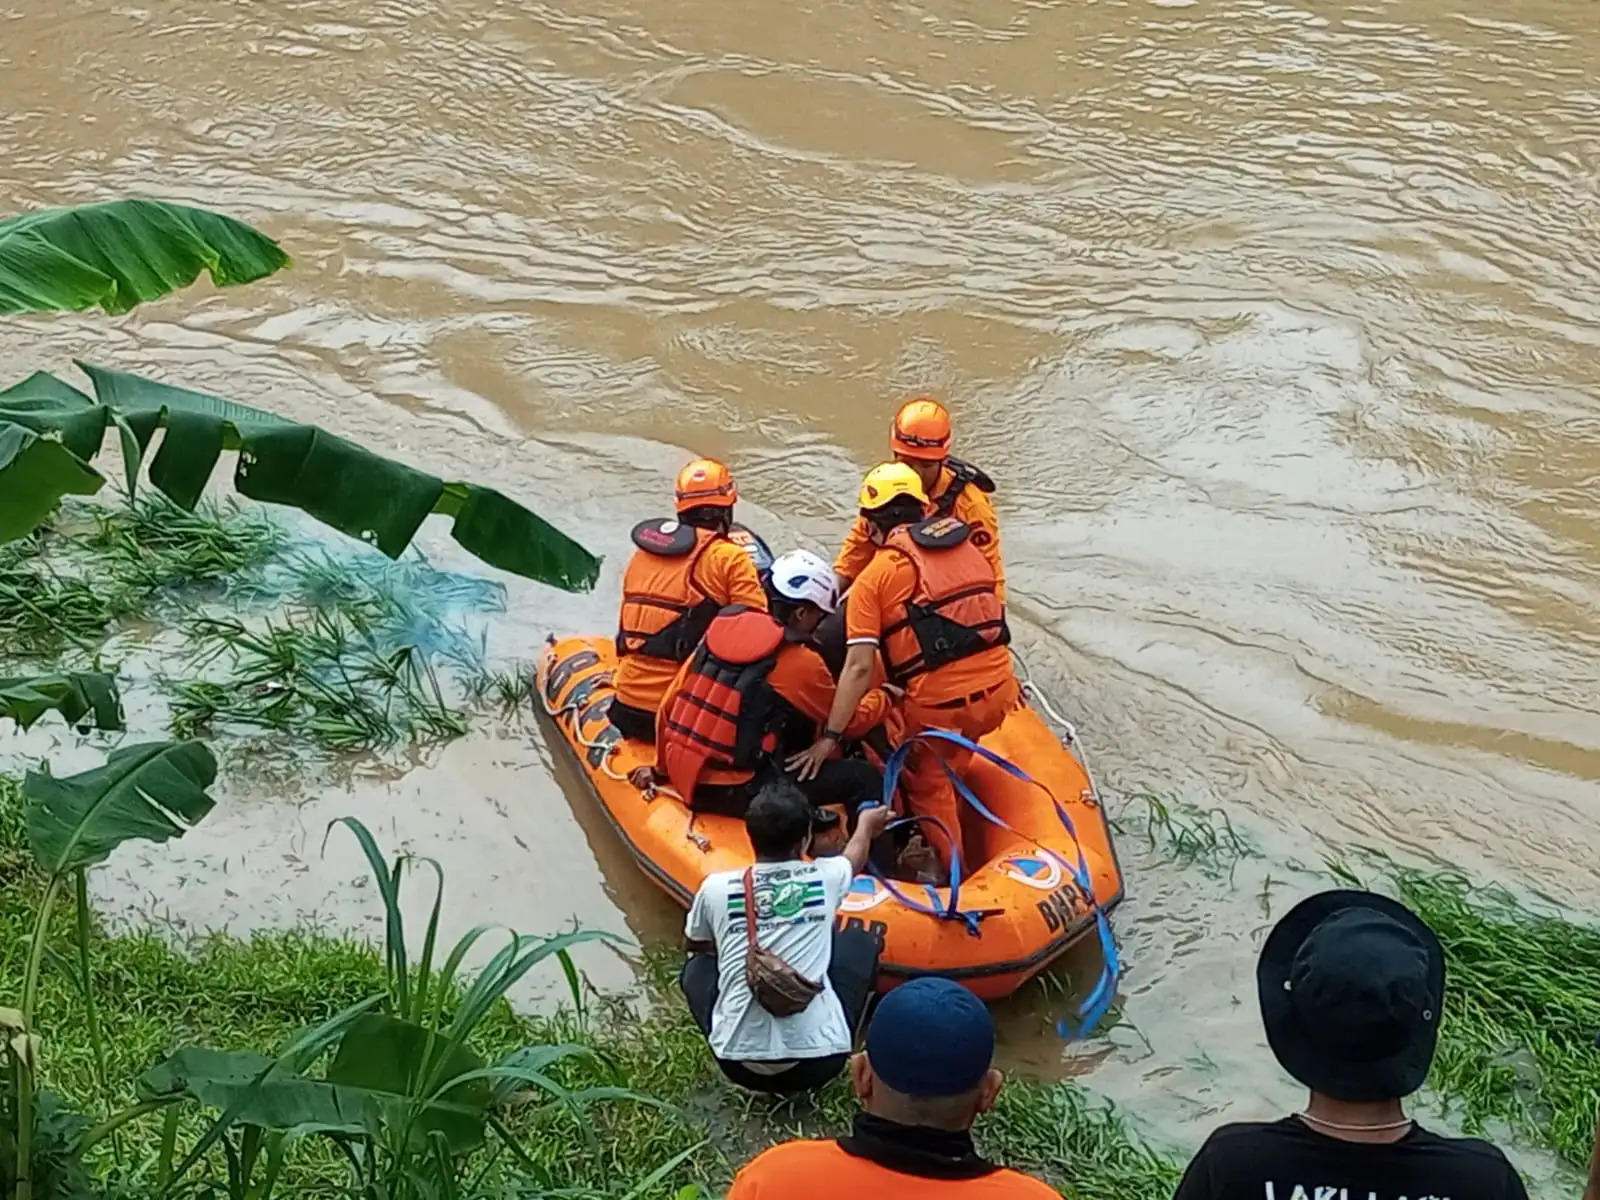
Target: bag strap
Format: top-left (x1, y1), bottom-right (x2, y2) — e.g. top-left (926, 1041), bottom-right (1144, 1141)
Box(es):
top-left (742, 866), bottom-right (759, 956)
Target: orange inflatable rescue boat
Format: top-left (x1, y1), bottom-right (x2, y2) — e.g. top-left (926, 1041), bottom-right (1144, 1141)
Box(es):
top-left (534, 618), bottom-right (1126, 1008)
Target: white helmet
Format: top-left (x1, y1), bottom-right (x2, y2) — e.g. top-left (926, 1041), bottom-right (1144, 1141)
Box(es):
top-left (768, 549), bottom-right (839, 614)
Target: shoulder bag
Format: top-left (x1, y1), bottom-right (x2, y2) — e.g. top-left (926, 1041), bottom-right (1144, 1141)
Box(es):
top-left (742, 867), bottom-right (823, 1018)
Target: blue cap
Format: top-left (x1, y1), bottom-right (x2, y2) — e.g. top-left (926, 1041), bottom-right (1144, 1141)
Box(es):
top-left (865, 978), bottom-right (995, 1097)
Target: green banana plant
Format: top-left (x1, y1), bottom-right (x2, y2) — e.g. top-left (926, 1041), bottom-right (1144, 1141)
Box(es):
top-left (0, 198), bottom-right (601, 592)
top-left (0, 198), bottom-right (288, 316)
top-left (5, 739), bottom-right (219, 1200)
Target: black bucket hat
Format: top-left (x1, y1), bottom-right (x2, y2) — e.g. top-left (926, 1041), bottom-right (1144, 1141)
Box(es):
top-left (1258, 889), bottom-right (1445, 1103)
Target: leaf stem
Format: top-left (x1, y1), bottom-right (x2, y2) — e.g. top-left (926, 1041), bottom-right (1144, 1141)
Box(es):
top-left (75, 867), bottom-right (120, 1161)
top-left (17, 871), bottom-right (66, 1200)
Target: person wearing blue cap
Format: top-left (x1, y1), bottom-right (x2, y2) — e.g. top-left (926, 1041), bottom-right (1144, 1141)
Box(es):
top-left (726, 976), bottom-right (1058, 1199)
top-left (1173, 889), bottom-right (1528, 1200)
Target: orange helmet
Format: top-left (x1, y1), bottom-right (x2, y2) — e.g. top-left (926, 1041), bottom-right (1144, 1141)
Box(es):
top-left (890, 397), bottom-right (952, 461)
top-left (674, 457), bottom-right (738, 513)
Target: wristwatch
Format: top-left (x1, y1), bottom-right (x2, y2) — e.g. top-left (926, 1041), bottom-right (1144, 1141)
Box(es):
top-left (821, 726), bottom-right (845, 743)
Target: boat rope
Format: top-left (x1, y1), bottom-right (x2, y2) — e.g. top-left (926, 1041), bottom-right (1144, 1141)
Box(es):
top-left (1020, 679), bottom-right (1076, 744)
top-left (1011, 648), bottom-right (1105, 811)
top-left (536, 650), bottom-right (631, 781)
top-left (858, 802), bottom-right (993, 938)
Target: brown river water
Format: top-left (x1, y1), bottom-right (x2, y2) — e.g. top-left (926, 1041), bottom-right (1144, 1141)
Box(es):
top-left (4, 0), bottom-right (1599, 1177)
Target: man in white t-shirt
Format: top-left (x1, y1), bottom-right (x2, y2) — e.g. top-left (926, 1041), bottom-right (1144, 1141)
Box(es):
top-left (682, 779), bottom-right (892, 1093)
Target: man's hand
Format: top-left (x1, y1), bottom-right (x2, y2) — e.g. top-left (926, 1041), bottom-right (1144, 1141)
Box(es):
top-left (786, 735), bottom-right (837, 782)
top-left (840, 802), bottom-right (893, 874)
top-left (856, 804), bottom-right (893, 841)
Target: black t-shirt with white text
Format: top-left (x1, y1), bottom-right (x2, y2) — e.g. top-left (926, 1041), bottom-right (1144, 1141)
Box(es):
top-left (1172, 1117), bottom-right (1529, 1200)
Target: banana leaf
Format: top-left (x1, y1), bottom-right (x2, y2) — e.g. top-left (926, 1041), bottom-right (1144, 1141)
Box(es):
top-left (21, 740), bottom-right (217, 875)
top-left (0, 420), bottom-right (104, 542)
top-left (140, 1034), bottom-right (490, 1150)
top-left (0, 364), bottom-right (602, 591)
top-left (0, 198), bottom-right (289, 315)
top-left (325, 1013), bottom-right (492, 1153)
top-left (138, 1048), bottom-right (377, 1136)
top-left (0, 671), bottom-right (123, 732)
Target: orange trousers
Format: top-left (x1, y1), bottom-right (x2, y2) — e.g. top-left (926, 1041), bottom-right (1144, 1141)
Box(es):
top-left (898, 676), bottom-right (1021, 870)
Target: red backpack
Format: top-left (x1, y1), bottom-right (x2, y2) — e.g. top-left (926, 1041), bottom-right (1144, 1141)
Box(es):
top-left (658, 606), bottom-right (786, 801)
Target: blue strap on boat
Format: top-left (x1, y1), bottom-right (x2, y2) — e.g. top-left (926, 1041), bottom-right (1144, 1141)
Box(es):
top-left (880, 729), bottom-right (1121, 1038)
top-left (876, 742), bottom-right (989, 936)
top-left (859, 808), bottom-right (987, 937)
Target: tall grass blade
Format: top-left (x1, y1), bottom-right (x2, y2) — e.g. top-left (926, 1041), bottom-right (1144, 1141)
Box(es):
top-left (618, 1143), bottom-right (709, 1200)
top-left (411, 857), bottom-right (446, 1027)
top-left (325, 817), bottom-right (410, 1015)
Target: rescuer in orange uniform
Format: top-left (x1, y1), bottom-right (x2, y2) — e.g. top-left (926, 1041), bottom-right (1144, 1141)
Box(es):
top-left (610, 458), bottom-right (768, 744)
top-left (655, 550), bottom-right (898, 820)
top-left (726, 977), bottom-right (1059, 1200)
top-left (833, 397), bottom-right (1005, 603)
top-left (792, 463), bottom-right (1018, 881)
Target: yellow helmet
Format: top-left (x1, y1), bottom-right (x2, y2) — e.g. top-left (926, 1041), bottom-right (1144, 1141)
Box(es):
top-left (857, 462), bottom-right (928, 510)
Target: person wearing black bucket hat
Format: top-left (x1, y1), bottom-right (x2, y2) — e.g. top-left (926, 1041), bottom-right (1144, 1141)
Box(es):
top-left (1173, 889), bottom-right (1529, 1200)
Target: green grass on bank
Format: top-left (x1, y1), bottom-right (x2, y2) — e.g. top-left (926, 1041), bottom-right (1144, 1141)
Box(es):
top-left (13, 784), bottom-right (1599, 1196)
top-left (1394, 867), bottom-right (1600, 1168)
top-left (0, 777), bottom-right (1183, 1199)
top-left (7, 745), bottom-right (1600, 1196)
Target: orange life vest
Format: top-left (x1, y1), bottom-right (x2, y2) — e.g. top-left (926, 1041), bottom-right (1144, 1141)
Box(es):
top-left (658, 607), bottom-right (786, 800)
top-left (931, 456), bottom-right (996, 517)
top-left (615, 519), bottom-right (722, 663)
top-left (880, 515), bottom-right (1010, 684)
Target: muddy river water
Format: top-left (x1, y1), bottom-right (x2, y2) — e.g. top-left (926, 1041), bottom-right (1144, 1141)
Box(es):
top-left (4, 0), bottom-right (1599, 1172)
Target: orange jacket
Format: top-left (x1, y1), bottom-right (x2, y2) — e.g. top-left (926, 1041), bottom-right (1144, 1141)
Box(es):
top-left (613, 522), bottom-right (767, 713)
top-left (655, 638), bottom-right (895, 793)
top-left (727, 1138), bottom-right (1060, 1200)
top-left (846, 519), bottom-right (1013, 707)
top-left (835, 463), bottom-right (1005, 603)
